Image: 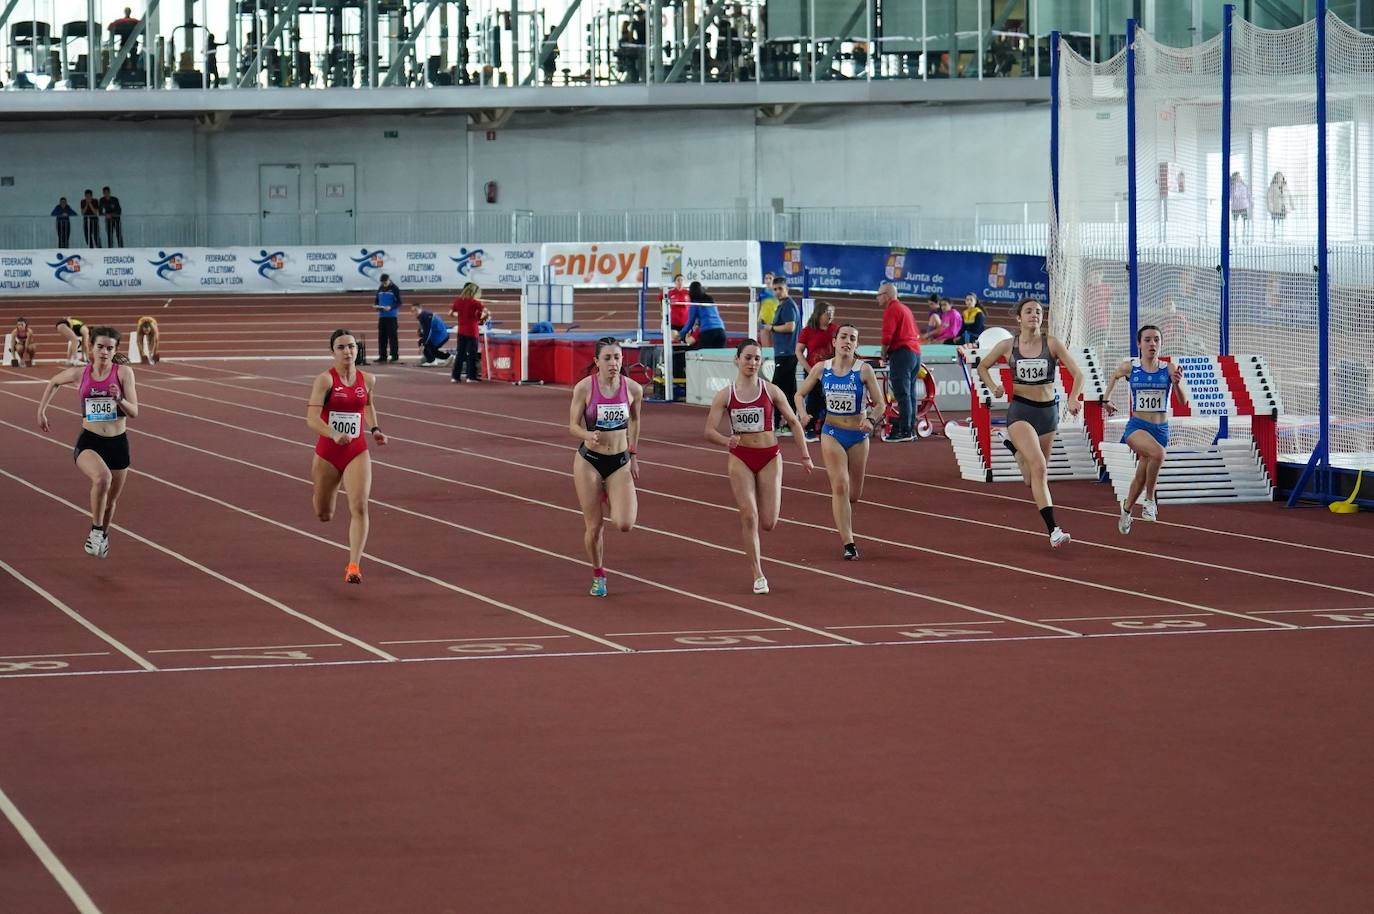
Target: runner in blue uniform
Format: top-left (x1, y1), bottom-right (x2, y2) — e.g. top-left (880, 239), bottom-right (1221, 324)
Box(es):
top-left (1104, 324), bottom-right (1186, 533)
top-left (795, 324), bottom-right (885, 560)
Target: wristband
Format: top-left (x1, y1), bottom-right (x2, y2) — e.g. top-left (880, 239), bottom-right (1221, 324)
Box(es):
top-left (370, 426), bottom-right (381, 434)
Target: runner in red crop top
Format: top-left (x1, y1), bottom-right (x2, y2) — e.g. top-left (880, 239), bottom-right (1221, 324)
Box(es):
top-left (307, 329), bottom-right (388, 584)
top-left (704, 339), bottom-right (813, 595)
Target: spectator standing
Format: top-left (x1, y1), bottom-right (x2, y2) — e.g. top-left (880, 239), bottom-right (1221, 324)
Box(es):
top-left (756, 271), bottom-right (778, 347)
top-left (373, 273), bottom-right (402, 363)
top-left (99, 187), bottom-right (123, 248)
top-left (960, 293), bottom-right (987, 345)
top-left (540, 30), bottom-right (560, 84)
top-left (878, 282), bottom-right (922, 442)
top-left (206, 33), bottom-right (220, 87)
top-left (796, 301), bottom-right (840, 440)
top-left (79, 190), bottom-right (101, 248)
top-left (51, 197), bottom-right (76, 247)
top-left (1229, 171), bottom-right (1252, 243)
top-left (664, 273), bottom-right (691, 335)
top-left (1084, 268), bottom-right (1114, 356)
top-left (449, 282), bottom-right (489, 382)
top-left (767, 277), bottom-right (801, 433)
top-left (108, 6), bottom-right (139, 51)
top-left (1266, 171), bottom-right (1293, 240)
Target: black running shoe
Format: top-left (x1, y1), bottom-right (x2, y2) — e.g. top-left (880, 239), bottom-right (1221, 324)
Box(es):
top-left (843, 543), bottom-right (858, 561)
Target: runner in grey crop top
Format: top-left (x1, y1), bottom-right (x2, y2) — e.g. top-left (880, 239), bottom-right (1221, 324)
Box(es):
top-left (1007, 336), bottom-right (1059, 387)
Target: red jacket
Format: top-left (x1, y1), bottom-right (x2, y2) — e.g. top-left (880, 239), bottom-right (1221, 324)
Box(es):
top-left (882, 300), bottom-right (921, 354)
top-left (450, 297), bottom-right (486, 337)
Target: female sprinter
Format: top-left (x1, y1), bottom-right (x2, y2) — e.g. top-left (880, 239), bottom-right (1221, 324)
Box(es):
top-left (704, 339), bottom-right (814, 594)
top-left (978, 297), bottom-right (1085, 548)
top-left (36, 326), bottom-right (139, 558)
top-left (55, 317), bottom-right (90, 365)
top-left (9, 317), bottom-right (36, 367)
top-left (569, 337), bottom-right (643, 597)
top-left (1103, 324), bottom-right (1185, 532)
top-left (135, 316), bottom-right (160, 364)
top-left (306, 329), bottom-right (387, 584)
top-left (795, 324), bottom-right (885, 561)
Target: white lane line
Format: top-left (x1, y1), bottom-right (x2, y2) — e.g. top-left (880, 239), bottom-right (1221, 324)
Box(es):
top-left (173, 360), bottom-right (1374, 562)
top-left (827, 621), bottom-right (1008, 630)
top-left (0, 652), bottom-right (111, 660)
top-left (146, 369), bottom-right (1351, 616)
top-left (0, 784), bottom-right (105, 914)
top-left (1248, 607), bottom-right (1374, 615)
top-left (604, 627), bottom-right (789, 637)
top-left (1041, 612), bottom-right (1213, 622)
top-left (379, 635), bottom-right (573, 645)
top-left (146, 643), bottom-right (344, 654)
top-left (112, 386), bottom-right (1071, 640)
top-left (0, 558), bottom-right (157, 672)
top-left (0, 455), bottom-right (401, 663)
top-left (0, 418), bottom-right (629, 656)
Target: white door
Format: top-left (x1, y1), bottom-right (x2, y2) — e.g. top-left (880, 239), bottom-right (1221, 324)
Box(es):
top-left (259, 164), bottom-right (301, 245)
top-left (314, 163), bottom-right (356, 244)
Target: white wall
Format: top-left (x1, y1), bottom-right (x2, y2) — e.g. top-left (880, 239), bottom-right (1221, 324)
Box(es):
top-left (0, 103), bottom-right (1050, 232)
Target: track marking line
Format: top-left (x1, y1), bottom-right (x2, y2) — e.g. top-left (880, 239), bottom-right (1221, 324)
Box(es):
top-left (1248, 607), bottom-right (1374, 615)
top-left (379, 635), bottom-right (573, 645)
top-left (826, 621), bottom-right (1008, 630)
top-left (0, 784), bottom-right (106, 914)
top-left (8, 619), bottom-right (1365, 682)
top-left (604, 627), bottom-right (790, 637)
top-left (170, 361), bottom-right (1374, 562)
top-left (1041, 612), bottom-right (1214, 622)
top-left (0, 652), bottom-right (112, 660)
top-left (143, 368), bottom-right (1369, 605)
top-left (0, 558), bottom-right (157, 672)
top-left (145, 643), bottom-right (344, 654)
top-left (0, 455), bottom-right (400, 663)
top-left (0, 418), bottom-right (630, 656)
top-left (110, 385), bottom-right (1072, 639)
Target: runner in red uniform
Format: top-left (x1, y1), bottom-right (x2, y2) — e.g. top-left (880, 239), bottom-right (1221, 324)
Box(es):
top-left (306, 329), bottom-right (387, 583)
top-left (704, 339), bottom-right (813, 594)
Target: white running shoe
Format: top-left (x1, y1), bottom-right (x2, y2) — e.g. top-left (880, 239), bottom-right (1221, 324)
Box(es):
top-left (97, 531), bottom-right (109, 558)
top-left (1049, 527), bottom-right (1071, 548)
top-left (1141, 499), bottom-right (1158, 522)
top-left (1118, 502), bottom-right (1133, 535)
top-left (84, 528), bottom-right (105, 557)
top-left (752, 576), bottom-right (769, 595)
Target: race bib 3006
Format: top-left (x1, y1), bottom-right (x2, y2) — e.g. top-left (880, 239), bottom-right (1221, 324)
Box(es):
top-left (329, 411), bottom-right (362, 437)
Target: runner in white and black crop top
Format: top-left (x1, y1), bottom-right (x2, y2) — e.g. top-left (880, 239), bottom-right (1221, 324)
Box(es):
top-left (976, 297), bottom-right (1085, 549)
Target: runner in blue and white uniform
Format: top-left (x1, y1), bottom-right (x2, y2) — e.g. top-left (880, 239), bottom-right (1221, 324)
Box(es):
top-left (1103, 324), bottom-right (1186, 533)
top-left (795, 324), bottom-right (885, 561)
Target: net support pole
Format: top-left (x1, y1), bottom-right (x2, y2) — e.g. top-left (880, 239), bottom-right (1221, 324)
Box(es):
top-left (638, 268), bottom-right (648, 342)
top-left (1315, 0), bottom-right (1331, 489)
top-left (519, 286), bottom-right (529, 384)
top-left (1216, 4), bottom-right (1234, 443)
top-left (1289, 0), bottom-right (1333, 505)
top-left (1049, 31), bottom-right (1061, 224)
top-left (1125, 18), bottom-right (1140, 359)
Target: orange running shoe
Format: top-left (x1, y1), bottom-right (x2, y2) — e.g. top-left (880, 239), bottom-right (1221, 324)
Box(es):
top-left (344, 562), bottom-right (363, 584)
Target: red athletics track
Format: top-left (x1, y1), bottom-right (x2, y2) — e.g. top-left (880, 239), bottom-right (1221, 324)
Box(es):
top-left (0, 287), bottom-right (975, 361)
top-left (1, 308), bottom-right (1373, 912)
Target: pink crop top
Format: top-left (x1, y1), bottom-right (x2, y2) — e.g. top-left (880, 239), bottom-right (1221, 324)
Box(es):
top-left (584, 376), bottom-right (630, 431)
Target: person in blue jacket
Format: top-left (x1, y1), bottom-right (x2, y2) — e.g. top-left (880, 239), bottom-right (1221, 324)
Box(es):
top-left (412, 304), bottom-right (453, 366)
top-left (373, 274), bottom-right (402, 363)
top-left (676, 281), bottom-right (727, 350)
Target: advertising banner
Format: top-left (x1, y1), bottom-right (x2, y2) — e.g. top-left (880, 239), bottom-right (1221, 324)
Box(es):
top-left (540, 241), bottom-right (760, 287)
top-left (759, 242), bottom-right (1048, 304)
top-left (0, 244), bottom-right (541, 296)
